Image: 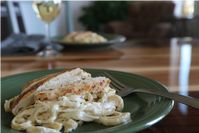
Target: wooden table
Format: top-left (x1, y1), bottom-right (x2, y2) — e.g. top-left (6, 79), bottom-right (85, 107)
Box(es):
top-left (1, 38), bottom-right (199, 132)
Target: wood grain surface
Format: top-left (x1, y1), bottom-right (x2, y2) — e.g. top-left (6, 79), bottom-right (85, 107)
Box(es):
top-left (1, 38), bottom-right (199, 132)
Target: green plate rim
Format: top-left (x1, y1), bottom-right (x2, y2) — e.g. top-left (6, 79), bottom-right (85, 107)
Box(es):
top-left (1, 68), bottom-right (174, 133)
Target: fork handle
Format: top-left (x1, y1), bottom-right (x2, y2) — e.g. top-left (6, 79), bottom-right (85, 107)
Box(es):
top-left (133, 88), bottom-right (199, 109)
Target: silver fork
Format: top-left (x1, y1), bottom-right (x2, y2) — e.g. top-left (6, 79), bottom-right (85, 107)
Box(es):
top-left (101, 72), bottom-right (199, 109)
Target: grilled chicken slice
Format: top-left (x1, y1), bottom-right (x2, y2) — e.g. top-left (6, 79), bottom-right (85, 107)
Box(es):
top-left (4, 68), bottom-right (110, 115)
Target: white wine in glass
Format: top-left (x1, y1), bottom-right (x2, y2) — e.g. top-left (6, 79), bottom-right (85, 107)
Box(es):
top-left (32, 0), bottom-right (62, 57)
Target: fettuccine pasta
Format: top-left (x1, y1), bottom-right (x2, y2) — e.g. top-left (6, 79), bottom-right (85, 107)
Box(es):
top-left (5, 68), bottom-right (131, 133)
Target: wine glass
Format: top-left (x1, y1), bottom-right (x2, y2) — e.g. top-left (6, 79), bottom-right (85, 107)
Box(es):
top-left (32, 0), bottom-right (62, 57)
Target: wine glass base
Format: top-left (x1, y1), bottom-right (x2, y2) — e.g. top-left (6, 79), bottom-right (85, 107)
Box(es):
top-left (37, 49), bottom-right (59, 57)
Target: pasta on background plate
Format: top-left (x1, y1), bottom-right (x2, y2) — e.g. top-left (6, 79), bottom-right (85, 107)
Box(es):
top-left (4, 68), bottom-right (131, 133)
top-left (62, 31), bottom-right (107, 44)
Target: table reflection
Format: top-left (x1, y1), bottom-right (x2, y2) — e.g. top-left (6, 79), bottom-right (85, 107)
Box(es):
top-left (169, 38), bottom-right (179, 92)
top-left (179, 43), bottom-right (192, 114)
top-left (170, 38), bottom-right (193, 114)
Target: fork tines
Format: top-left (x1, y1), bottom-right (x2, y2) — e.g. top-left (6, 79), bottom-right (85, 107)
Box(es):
top-left (103, 72), bottom-right (126, 91)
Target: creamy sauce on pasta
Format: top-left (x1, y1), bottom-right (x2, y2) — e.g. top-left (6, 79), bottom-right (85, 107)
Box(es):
top-left (12, 88), bottom-right (131, 132)
top-left (6, 69), bottom-right (131, 133)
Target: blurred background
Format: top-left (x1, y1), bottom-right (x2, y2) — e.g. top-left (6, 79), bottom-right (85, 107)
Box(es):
top-left (1, 0), bottom-right (199, 41)
top-left (2, 1), bottom-right (199, 132)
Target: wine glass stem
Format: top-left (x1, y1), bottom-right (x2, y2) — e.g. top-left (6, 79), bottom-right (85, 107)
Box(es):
top-left (45, 23), bottom-right (50, 41)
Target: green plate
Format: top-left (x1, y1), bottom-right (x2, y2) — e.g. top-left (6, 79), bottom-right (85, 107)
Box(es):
top-left (1, 68), bottom-right (174, 133)
top-left (52, 34), bottom-right (126, 50)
